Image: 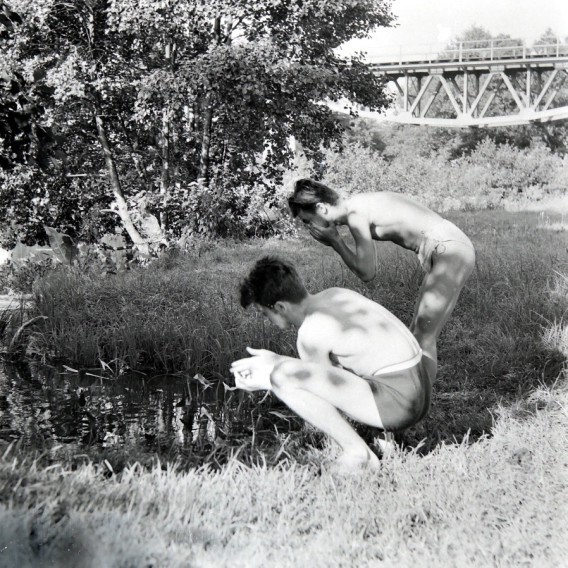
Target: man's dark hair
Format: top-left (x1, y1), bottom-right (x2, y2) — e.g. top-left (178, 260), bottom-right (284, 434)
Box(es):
top-left (240, 256), bottom-right (308, 308)
top-left (288, 179), bottom-right (340, 218)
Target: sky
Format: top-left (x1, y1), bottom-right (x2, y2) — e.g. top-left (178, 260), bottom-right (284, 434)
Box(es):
top-left (340, 0), bottom-right (568, 61)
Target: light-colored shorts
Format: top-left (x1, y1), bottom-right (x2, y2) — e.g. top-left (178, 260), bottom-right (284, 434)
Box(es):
top-left (366, 357), bottom-right (431, 432)
top-left (417, 219), bottom-right (475, 273)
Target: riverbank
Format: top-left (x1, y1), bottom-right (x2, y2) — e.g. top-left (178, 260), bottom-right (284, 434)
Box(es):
top-left (5, 209), bottom-right (563, 455)
top-left (1, 377), bottom-right (567, 567)
top-left (0, 207), bottom-right (567, 566)
top-left (0, 294), bottom-right (32, 311)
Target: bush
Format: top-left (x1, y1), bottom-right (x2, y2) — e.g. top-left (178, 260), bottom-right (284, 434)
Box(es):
top-left (465, 139), bottom-right (561, 197)
top-left (0, 257), bottom-right (55, 294)
top-left (320, 143), bottom-right (386, 194)
top-left (318, 133), bottom-right (566, 212)
top-left (163, 175), bottom-right (297, 243)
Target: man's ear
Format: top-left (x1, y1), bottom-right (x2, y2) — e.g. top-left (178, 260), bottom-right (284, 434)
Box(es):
top-left (273, 301), bottom-right (289, 315)
top-left (315, 202), bottom-right (328, 216)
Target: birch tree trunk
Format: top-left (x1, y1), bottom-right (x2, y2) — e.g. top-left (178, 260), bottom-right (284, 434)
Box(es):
top-left (85, 5), bottom-right (148, 252)
top-left (198, 17), bottom-right (222, 183)
top-left (160, 108), bottom-right (170, 229)
top-left (94, 109), bottom-right (147, 251)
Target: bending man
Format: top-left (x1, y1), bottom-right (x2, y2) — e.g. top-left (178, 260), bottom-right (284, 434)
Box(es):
top-left (230, 256), bottom-right (431, 470)
top-left (288, 179), bottom-right (476, 378)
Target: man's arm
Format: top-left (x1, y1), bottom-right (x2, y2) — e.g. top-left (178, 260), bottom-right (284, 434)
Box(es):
top-left (297, 315), bottom-right (337, 366)
top-left (309, 214), bottom-right (376, 282)
top-left (230, 347), bottom-right (285, 391)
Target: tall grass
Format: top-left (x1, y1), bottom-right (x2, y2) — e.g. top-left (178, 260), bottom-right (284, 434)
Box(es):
top-left (30, 240), bottom-right (349, 374)
top-left (22, 210), bottom-right (568, 455)
top-left (0, 298), bottom-right (36, 359)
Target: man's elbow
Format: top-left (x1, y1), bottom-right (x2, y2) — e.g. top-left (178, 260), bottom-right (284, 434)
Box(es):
top-left (358, 269), bottom-right (376, 283)
top-left (270, 358), bottom-right (303, 391)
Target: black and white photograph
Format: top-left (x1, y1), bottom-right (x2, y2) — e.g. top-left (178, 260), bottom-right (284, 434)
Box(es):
top-left (1, 0), bottom-right (567, 566)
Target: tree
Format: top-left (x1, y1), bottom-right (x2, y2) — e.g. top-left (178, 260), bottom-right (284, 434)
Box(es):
top-left (1, 0), bottom-right (395, 246)
top-left (0, 2), bottom-right (60, 171)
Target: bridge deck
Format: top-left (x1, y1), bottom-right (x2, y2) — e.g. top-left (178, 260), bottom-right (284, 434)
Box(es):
top-left (368, 39), bottom-right (568, 76)
top-left (372, 56), bottom-right (568, 77)
top-left (362, 39), bottom-right (568, 127)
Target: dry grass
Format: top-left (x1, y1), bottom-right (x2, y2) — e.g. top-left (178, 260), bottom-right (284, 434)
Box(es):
top-left (1, 374), bottom-right (567, 568)
top-left (1, 206), bottom-right (567, 566)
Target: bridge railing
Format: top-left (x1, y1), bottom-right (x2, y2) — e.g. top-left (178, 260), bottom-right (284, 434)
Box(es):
top-left (367, 38), bottom-right (568, 66)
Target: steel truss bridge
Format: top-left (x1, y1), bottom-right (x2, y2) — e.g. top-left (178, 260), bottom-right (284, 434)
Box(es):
top-left (369, 39), bottom-right (568, 127)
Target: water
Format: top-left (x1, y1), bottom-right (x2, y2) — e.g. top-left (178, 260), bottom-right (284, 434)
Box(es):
top-left (0, 363), bottom-right (296, 467)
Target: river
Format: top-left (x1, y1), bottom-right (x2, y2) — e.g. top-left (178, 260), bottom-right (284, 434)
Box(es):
top-left (0, 362), bottom-right (294, 468)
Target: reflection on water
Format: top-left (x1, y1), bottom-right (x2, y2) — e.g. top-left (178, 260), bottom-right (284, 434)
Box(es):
top-left (0, 363), bottom-right (277, 465)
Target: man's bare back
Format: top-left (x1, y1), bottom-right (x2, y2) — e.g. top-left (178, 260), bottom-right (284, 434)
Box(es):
top-left (345, 192), bottom-right (443, 254)
top-left (299, 287), bottom-right (421, 376)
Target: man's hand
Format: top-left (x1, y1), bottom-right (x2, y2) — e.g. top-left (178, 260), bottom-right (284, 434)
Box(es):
top-left (230, 347), bottom-right (280, 392)
top-left (308, 222), bottom-right (340, 247)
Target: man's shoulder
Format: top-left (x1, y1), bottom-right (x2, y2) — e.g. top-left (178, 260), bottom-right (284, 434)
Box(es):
top-left (301, 308), bottom-right (339, 331)
top-left (309, 288), bottom-right (370, 319)
top-left (301, 291), bottom-right (346, 330)
top-left (313, 287), bottom-right (355, 303)
top-left (346, 192), bottom-right (376, 208)
top-left (315, 287), bottom-right (387, 316)
top-left (298, 310), bottom-right (339, 352)
top-left (346, 191), bottom-right (403, 208)
top-left (345, 193), bottom-right (392, 222)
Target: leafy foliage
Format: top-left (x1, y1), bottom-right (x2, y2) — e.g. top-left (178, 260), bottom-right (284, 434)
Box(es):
top-left (321, 120), bottom-right (568, 211)
top-left (0, 2), bottom-right (60, 170)
top-left (1, 0), bottom-right (394, 244)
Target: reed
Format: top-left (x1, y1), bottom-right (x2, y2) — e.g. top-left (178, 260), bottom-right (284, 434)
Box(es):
top-left (24, 210), bottom-right (568, 454)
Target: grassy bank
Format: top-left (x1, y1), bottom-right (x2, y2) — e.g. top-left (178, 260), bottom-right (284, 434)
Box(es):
top-left (1, 207), bottom-right (567, 566)
top-left (1, 378), bottom-right (567, 567)
top-left (18, 208), bottom-right (568, 454)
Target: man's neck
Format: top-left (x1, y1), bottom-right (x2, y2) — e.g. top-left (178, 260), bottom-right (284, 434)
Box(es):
top-left (288, 295), bottom-right (313, 327)
top-left (332, 198), bottom-right (349, 225)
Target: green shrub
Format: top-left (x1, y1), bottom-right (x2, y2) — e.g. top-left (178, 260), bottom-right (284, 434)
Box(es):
top-left (319, 135), bottom-right (566, 212)
top-left (320, 143), bottom-right (386, 194)
top-left (0, 257), bottom-right (55, 294)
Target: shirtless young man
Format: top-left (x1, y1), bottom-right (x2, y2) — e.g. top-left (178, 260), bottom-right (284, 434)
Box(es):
top-left (230, 256), bottom-right (431, 470)
top-left (288, 179), bottom-right (476, 378)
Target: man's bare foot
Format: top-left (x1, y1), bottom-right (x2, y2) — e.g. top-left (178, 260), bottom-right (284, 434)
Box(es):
top-left (376, 438), bottom-right (396, 458)
top-left (332, 449), bottom-right (380, 474)
top-left (375, 432), bottom-right (397, 458)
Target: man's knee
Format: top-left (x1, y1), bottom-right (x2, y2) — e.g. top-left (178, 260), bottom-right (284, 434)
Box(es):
top-left (412, 313), bottom-right (434, 336)
top-left (270, 359), bottom-right (312, 391)
top-left (449, 246), bottom-right (476, 282)
top-left (416, 283), bottom-right (459, 323)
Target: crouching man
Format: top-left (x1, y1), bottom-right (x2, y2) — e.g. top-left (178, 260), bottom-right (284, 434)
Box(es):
top-left (230, 256), bottom-right (433, 471)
